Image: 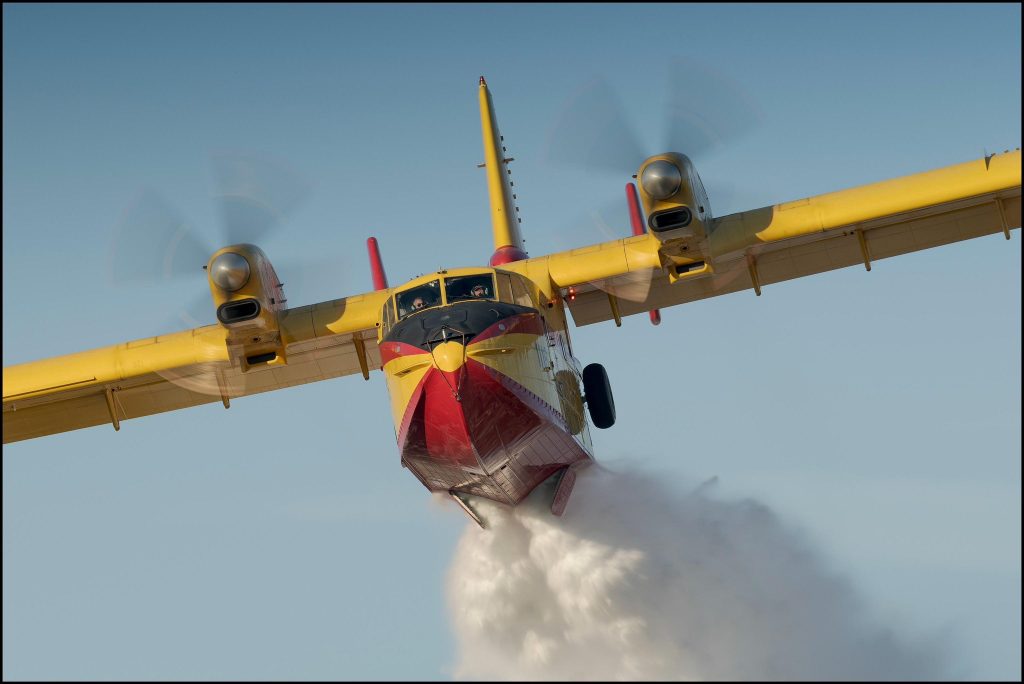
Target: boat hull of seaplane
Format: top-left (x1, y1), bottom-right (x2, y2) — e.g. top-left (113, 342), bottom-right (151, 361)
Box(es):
top-left (380, 301), bottom-right (593, 520)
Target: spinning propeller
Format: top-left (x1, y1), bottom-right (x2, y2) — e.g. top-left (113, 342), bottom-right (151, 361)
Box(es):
top-left (544, 57), bottom-right (761, 313)
top-left (108, 152), bottom-right (343, 396)
top-left (109, 151), bottom-right (340, 328)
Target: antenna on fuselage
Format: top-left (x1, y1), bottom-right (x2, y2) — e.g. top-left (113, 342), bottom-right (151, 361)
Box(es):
top-left (478, 77), bottom-right (528, 267)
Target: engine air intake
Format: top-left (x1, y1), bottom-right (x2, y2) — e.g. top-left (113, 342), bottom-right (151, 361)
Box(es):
top-left (217, 299), bottom-right (261, 324)
top-left (649, 207), bottom-right (693, 232)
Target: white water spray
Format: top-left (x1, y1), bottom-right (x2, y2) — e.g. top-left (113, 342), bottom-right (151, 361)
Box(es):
top-left (446, 466), bottom-right (948, 680)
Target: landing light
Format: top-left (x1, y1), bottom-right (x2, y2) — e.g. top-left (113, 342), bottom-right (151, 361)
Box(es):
top-left (640, 160), bottom-right (682, 200)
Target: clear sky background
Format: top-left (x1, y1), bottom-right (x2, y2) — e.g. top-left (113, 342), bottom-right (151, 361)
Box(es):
top-left (3, 4), bottom-right (1020, 680)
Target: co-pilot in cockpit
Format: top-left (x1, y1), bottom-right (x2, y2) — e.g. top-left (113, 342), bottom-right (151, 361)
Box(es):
top-left (394, 274), bottom-right (498, 321)
top-left (444, 274), bottom-right (494, 302)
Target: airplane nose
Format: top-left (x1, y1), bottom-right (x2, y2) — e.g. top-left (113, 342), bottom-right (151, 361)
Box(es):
top-left (430, 340), bottom-right (466, 373)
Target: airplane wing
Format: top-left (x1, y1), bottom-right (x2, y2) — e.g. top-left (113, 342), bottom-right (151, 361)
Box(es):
top-left (2, 291), bottom-right (388, 443)
top-left (528, 150), bottom-right (1021, 326)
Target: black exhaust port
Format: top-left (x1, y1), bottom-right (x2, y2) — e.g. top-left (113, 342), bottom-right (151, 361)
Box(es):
top-left (675, 260), bottom-right (706, 276)
top-left (217, 299), bottom-right (261, 324)
top-left (649, 207), bottom-right (693, 232)
top-left (246, 352), bottom-right (277, 365)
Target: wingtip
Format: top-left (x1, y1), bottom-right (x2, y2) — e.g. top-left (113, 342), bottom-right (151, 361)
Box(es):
top-left (479, 75), bottom-right (487, 86)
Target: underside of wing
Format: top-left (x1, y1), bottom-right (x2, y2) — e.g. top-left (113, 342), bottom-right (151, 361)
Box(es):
top-left (2, 293), bottom-right (387, 443)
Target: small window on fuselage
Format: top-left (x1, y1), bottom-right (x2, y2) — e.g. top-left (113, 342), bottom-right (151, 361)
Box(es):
top-left (397, 279), bottom-right (442, 319)
top-left (445, 274), bottom-right (496, 303)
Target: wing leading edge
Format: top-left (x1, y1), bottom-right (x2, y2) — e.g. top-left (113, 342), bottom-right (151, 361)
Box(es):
top-left (505, 150), bottom-right (1020, 326)
top-left (4, 152), bottom-right (1019, 442)
top-left (2, 291), bottom-right (388, 443)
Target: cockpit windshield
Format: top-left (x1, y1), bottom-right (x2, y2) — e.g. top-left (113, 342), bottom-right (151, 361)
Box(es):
top-left (445, 274), bottom-right (496, 303)
top-left (396, 279), bottom-right (442, 319)
top-left (382, 271), bottom-right (539, 346)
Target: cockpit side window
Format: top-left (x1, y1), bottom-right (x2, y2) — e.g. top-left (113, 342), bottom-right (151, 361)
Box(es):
top-left (445, 274), bottom-right (496, 303)
top-left (495, 271), bottom-right (536, 308)
top-left (509, 273), bottom-right (535, 308)
top-left (381, 297), bottom-right (396, 337)
top-left (396, 279), bottom-right (442, 319)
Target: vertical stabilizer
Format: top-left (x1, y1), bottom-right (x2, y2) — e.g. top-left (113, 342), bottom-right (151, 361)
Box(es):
top-left (479, 77), bottom-right (528, 266)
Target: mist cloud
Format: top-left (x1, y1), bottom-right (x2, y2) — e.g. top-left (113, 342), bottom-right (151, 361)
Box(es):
top-left (446, 466), bottom-right (950, 680)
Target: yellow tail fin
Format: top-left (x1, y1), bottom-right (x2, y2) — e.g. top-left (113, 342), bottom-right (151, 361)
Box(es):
top-left (478, 77), bottom-right (527, 265)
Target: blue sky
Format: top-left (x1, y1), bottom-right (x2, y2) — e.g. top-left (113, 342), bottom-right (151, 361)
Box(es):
top-left (3, 4), bottom-right (1020, 680)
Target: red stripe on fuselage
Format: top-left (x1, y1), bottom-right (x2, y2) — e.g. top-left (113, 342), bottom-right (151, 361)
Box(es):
top-left (422, 366), bottom-right (476, 466)
top-left (380, 340), bottom-right (429, 366)
top-left (398, 358), bottom-right (542, 468)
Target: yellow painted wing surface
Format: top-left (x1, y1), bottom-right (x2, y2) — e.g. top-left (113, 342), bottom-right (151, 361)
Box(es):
top-left (3, 292), bottom-right (388, 443)
top-left (512, 151), bottom-right (1020, 325)
top-left (4, 151), bottom-right (1019, 443)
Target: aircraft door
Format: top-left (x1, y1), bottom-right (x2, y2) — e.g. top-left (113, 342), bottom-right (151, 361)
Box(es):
top-left (535, 316), bottom-right (553, 378)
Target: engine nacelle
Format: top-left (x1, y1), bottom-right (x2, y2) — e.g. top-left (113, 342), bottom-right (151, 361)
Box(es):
top-left (636, 153), bottom-right (712, 239)
top-left (206, 243), bottom-right (287, 370)
top-left (636, 153), bottom-right (714, 281)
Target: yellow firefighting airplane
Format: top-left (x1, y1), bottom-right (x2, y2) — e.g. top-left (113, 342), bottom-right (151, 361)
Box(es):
top-left (3, 78), bottom-right (1021, 526)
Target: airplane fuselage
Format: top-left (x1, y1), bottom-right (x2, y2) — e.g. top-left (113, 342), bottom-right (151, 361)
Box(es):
top-left (378, 267), bottom-right (594, 512)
